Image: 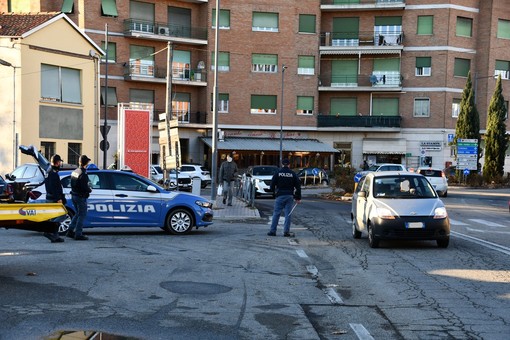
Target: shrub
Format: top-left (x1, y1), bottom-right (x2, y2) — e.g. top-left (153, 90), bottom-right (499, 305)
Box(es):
top-left (333, 166), bottom-right (357, 194)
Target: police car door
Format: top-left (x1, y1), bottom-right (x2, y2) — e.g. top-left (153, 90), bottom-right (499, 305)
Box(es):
top-left (110, 172), bottom-right (162, 226)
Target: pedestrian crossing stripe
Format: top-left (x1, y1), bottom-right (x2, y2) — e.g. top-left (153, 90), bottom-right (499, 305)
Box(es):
top-left (468, 219), bottom-right (507, 228)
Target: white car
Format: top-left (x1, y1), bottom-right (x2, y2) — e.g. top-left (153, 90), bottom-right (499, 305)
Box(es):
top-left (416, 167), bottom-right (448, 197)
top-left (150, 165), bottom-right (164, 183)
top-left (243, 165), bottom-right (279, 197)
top-left (357, 163), bottom-right (407, 178)
top-left (179, 164), bottom-right (211, 188)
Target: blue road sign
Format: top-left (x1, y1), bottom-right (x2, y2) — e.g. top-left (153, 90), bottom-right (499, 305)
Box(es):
top-left (354, 173), bottom-right (363, 183)
top-left (463, 168), bottom-right (470, 175)
top-left (312, 168), bottom-right (320, 176)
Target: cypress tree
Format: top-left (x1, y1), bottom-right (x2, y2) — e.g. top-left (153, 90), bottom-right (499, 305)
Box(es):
top-left (483, 75), bottom-right (509, 182)
top-left (454, 72), bottom-right (480, 174)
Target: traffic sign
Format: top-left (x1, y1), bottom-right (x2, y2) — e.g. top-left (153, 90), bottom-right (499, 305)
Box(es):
top-left (463, 168), bottom-right (470, 175)
top-left (354, 173), bottom-right (363, 183)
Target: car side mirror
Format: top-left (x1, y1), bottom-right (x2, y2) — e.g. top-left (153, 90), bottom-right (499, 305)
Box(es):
top-left (146, 185), bottom-right (158, 193)
top-left (5, 174), bottom-right (15, 181)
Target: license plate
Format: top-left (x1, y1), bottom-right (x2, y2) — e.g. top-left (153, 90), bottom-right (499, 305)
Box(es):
top-left (406, 222), bottom-right (424, 229)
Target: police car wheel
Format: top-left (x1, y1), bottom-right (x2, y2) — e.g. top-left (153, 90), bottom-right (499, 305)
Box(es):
top-left (58, 212), bottom-right (73, 236)
top-left (165, 209), bottom-right (194, 235)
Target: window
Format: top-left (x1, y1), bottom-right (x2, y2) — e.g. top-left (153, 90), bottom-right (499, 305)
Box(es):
top-left (173, 50), bottom-right (191, 80)
top-left (101, 41), bottom-right (116, 63)
top-left (212, 9), bottom-right (230, 29)
top-left (495, 60), bottom-right (510, 79)
top-left (332, 17), bottom-right (359, 46)
top-left (68, 143), bottom-right (81, 166)
top-left (41, 64), bottom-right (81, 104)
top-left (375, 16), bottom-right (402, 46)
top-left (211, 51), bottom-right (230, 71)
top-left (332, 59), bottom-right (358, 86)
top-left (452, 98), bottom-right (461, 118)
top-left (372, 58), bottom-right (401, 86)
top-left (416, 57), bottom-right (431, 76)
top-left (101, 0), bottom-right (118, 17)
top-left (252, 54), bottom-right (278, 73)
top-left (129, 89), bottom-right (153, 105)
top-left (372, 98), bottom-right (399, 116)
top-left (454, 58), bottom-right (470, 77)
top-left (101, 87), bottom-right (118, 107)
top-left (456, 17), bottom-right (473, 37)
top-left (252, 12), bottom-right (278, 32)
top-left (211, 93), bottom-right (229, 113)
top-left (417, 15), bottom-right (433, 35)
top-left (251, 95), bottom-right (277, 114)
top-left (172, 93), bottom-right (191, 122)
top-left (330, 98), bottom-right (357, 116)
top-left (129, 45), bottom-right (155, 77)
top-left (40, 142), bottom-right (55, 161)
top-left (62, 0), bottom-right (74, 13)
top-left (414, 98), bottom-right (430, 117)
top-left (298, 56), bottom-right (315, 75)
top-left (130, 1), bottom-right (154, 33)
top-left (168, 6), bottom-right (191, 38)
top-left (299, 14), bottom-right (316, 33)
top-left (297, 96), bottom-right (314, 115)
top-left (497, 19), bottom-right (510, 39)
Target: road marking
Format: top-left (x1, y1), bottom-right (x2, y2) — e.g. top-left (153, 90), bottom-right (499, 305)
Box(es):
top-left (296, 249), bottom-right (308, 258)
top-left (449, 218), bottom-right (469, 226)
top-left (306, 265), bottom-right (318, 278)
top-left (324, 287), bottom-right (343, 304)
top-left (451, 231), bottom-right (510, 256)
top-left (468, 219), bottom-right (507, 228)
top-left (349, 323), bottom-right (375, 340)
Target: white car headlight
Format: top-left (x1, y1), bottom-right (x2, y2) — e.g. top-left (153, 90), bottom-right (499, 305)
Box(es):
top-left (195, 200), bottom-right (212, 209)
top-left (433, 207), bottom-right (448, 219)
top-left (376, 207), bottom-right (396, 219)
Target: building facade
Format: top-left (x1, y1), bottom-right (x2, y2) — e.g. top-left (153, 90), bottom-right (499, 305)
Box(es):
top-left (0, 12), bottom-right (102, 175)
top-left (3, 0), bottom-right (510, 173)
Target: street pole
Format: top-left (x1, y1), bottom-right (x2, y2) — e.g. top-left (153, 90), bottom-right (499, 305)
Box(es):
top-left (211, 0), bottom-right (220, 202)
top-left (103, 23), bottom-right (109, 169)
top-left (279, 64), bottom-right (287, 166)
top-left (165, 41), bottom-right (174, 183)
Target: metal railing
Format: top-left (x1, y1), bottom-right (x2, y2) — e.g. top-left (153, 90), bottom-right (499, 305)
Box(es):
top-left (319, 72), bottom-right (402, 88)
top-left (321, 31), bottom-right (404, 47)
top-left (124, 63), bottom-right (207, 83)
top-left (124, 19), bottom-right (208, 41)
top-left (317, 115), bottom-right (401, 128)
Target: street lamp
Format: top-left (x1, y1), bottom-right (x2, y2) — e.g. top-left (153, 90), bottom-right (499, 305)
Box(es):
top-left (279, 64), bottom-right (287, 166)
top-left (0, 58), bottom-right (18, 168)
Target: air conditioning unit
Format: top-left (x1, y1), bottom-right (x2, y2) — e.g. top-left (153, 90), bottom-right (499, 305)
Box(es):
top-left (158, 26), bottom-right (170, 35)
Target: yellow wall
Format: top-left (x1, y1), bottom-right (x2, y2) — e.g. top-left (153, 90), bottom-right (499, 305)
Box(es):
top-left (0, 16), bottom-right (100, 175)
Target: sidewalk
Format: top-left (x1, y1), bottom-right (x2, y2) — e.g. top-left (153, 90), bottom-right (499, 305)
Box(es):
top-left (205, 186), bottom-right (334, 221)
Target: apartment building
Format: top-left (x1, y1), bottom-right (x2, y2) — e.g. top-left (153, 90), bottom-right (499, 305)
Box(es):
top-left (3, 0), bottom-right (509, 172)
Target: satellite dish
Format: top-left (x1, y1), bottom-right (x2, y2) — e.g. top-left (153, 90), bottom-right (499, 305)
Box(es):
top-left (197, 61), bottom-right (205, 69)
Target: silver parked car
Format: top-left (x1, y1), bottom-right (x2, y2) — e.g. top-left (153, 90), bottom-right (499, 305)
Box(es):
top-left (351, 171), bottom-right (450, 248)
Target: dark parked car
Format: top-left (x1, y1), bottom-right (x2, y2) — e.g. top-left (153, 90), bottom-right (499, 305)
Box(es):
top-left (297, 168), bottom-right (329, 186)
top-left (0, 175), bottom-right (14, 202)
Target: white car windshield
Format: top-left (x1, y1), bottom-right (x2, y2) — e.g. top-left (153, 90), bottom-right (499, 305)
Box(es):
top-left (373, 176), bottom-right (436, 199)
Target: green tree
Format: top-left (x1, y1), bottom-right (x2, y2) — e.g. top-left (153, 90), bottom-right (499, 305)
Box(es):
top-left (454, 71), bottom-right (480, 174)
top-left (483, 75), bottom-right (509, 182)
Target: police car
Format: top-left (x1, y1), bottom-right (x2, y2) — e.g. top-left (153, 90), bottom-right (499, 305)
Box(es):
top-left (19, 146), bottom-right (214, 235)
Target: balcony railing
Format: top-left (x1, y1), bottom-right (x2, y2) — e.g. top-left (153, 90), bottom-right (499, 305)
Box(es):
top-left (124, 19), bottom-right (208, 41)
top-left (317, 115), bottom-right (401, 128)
top-left (319, 72), bottom-right (402, 88)
top-left (321, 31), bottom-right (403, 47)
top-left (124, 62), bottom-right (207, 83)
top-left (321, 0), bottom-right (405, 9)
top-left (154, 109), bottom-right (208, 124)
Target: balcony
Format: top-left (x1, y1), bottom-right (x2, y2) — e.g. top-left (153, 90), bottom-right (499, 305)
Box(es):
top-left (124, 19), bottom-right (207, 45)
top-left (317, 114), bottom-right (401, 128)
top-left (154, 109), bottom-right (208, 125)
top-left (320, 31), bottom-right (403, 55)
top-left (123, 62), bottom-right (207, 85)
top-left (319, 72), bottom-right (402, 91)
top-left (321, 0), bottom-right (405, 11)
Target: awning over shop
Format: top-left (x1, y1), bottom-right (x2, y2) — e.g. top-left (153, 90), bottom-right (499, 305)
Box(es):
top-left (201, 137), bottom-right (338, 153)
top-left (363, 139), bottom-right (406, 155)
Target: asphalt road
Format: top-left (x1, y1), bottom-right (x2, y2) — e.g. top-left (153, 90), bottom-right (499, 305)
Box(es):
top-left (0, 186), bottom-right (508, 339)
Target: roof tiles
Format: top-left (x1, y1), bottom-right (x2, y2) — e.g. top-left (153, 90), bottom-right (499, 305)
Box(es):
top-left (0, 12), bottom-right (59, 37)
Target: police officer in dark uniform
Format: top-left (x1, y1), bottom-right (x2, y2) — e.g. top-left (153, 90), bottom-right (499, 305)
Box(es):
top-left (267, 158), bottom-right (301, 237)
top-left (67, 155), bottom-right (92, 240)
top-left (43, 154), bottom-right (66, 243)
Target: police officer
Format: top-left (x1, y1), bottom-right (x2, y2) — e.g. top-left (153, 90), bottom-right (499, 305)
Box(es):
top-left (43, 154), bottom-right (66, 243)
top-left (67, 155), bottom-right (92, 240)
top-left (267, 158), bottom-right (301, 237)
